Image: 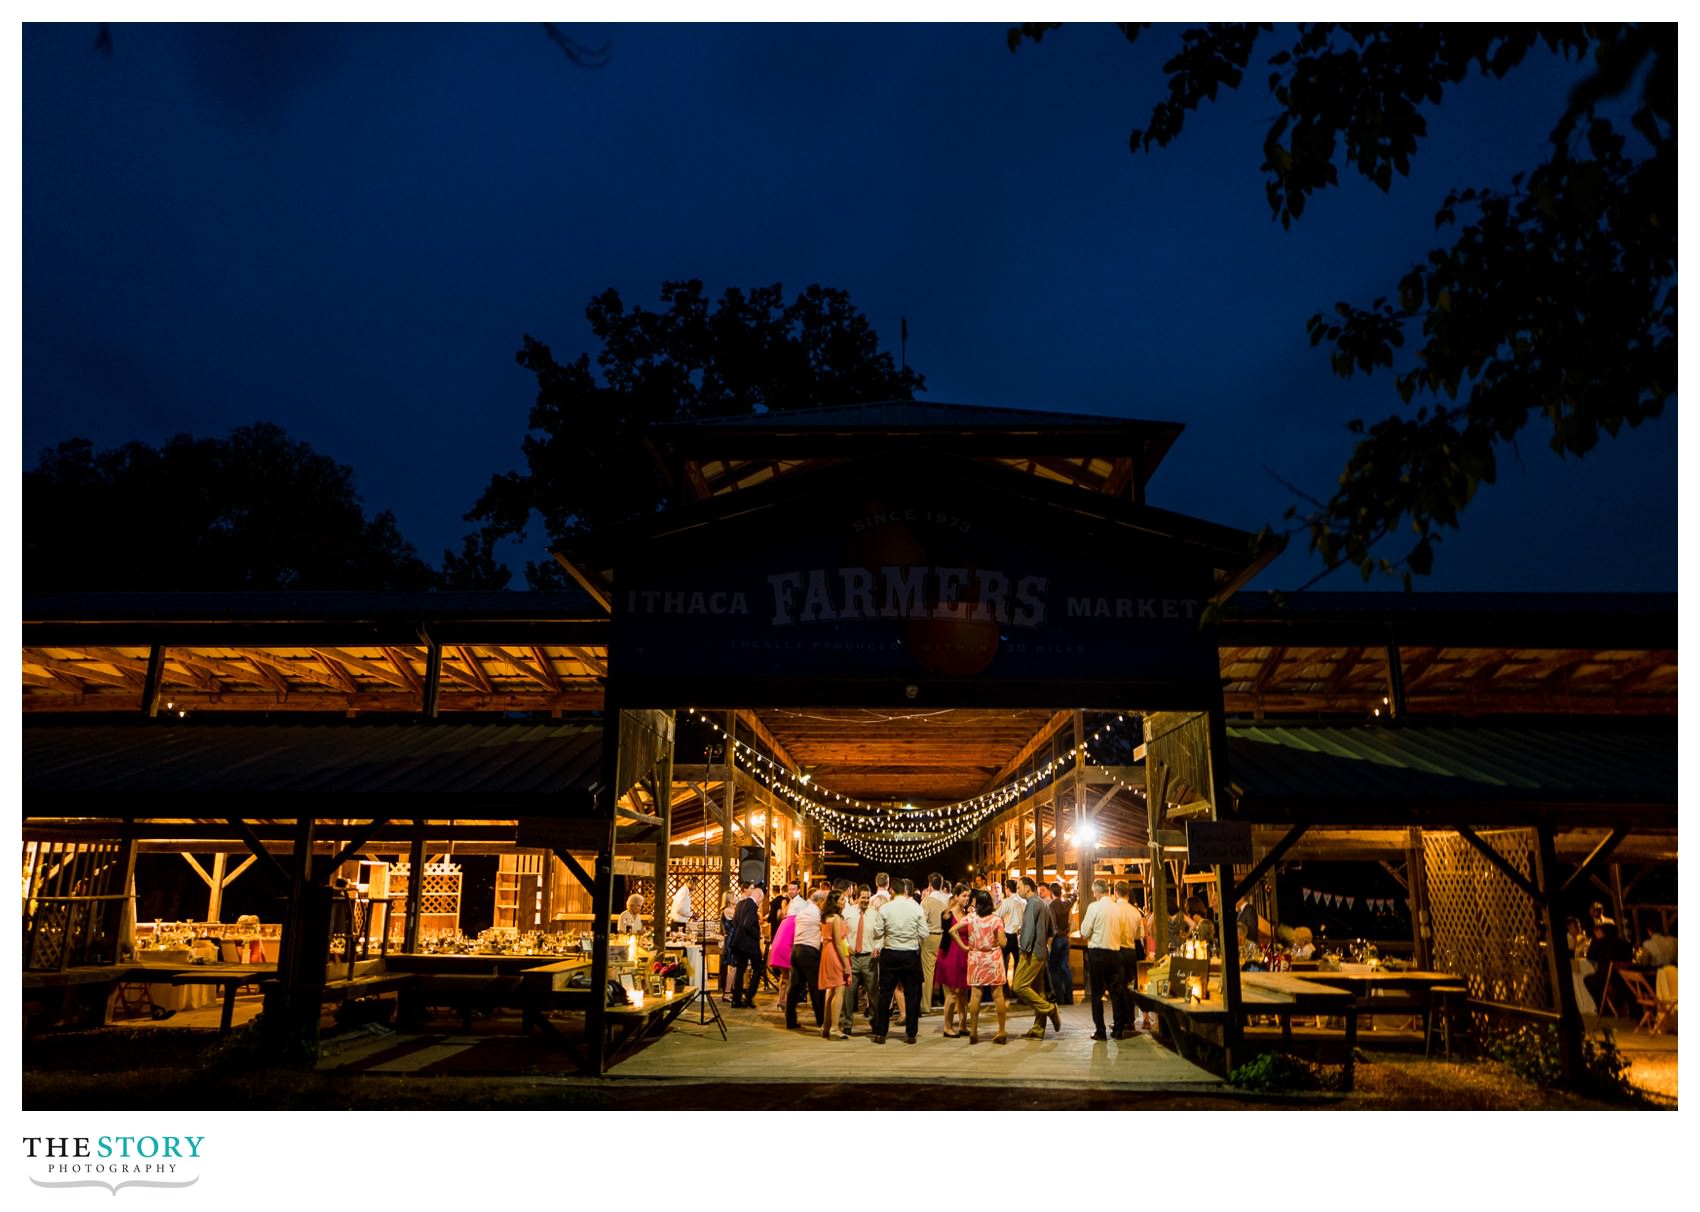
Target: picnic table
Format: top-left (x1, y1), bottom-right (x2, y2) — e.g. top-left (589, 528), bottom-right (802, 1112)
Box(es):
top-left (1131, 975), bottom-right (1361, 1089)
top-left (1284, 966), bottom-right (1466, 1034)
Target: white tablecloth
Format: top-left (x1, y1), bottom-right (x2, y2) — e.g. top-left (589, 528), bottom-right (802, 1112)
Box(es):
top-left (1656, 966), bottom-right (1677, 1031)
top-left (1571, 957), bottom-right (1596, 1017)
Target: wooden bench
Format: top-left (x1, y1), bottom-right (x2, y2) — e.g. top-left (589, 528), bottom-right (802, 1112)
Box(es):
top-left (602, 990), bottom-right (697, 1063)
top-left (167, 964), bottom-right (278, 1033)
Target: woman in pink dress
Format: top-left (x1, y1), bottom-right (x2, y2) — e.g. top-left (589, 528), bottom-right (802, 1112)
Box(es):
top-left (768, 907), bottom-right (797, 1007)
top-left (936, 884), bottom-right (971, 1037)
top-left (816, 890), bottom-right (851, 1039)
top-left (950, 888), bottom-right (1009, 1044)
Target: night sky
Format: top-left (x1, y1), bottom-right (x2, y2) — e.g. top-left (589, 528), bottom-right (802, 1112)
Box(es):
top-left (21, 21), bottom-right (1679, 593)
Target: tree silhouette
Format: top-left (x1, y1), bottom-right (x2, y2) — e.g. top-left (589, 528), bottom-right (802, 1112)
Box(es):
top-left (1012, 23), bottom-right (1674, 586)
top-left (25, 422), bottom-right (437, 592)
top-left (466, 279), bottom-right (923, 589)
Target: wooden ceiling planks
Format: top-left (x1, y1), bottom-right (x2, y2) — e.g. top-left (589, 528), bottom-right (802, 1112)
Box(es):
top-left (744, 706), bottom-right (1059, 806)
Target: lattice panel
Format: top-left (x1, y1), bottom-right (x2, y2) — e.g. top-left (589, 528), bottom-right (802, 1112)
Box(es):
top-left (1423, 829), bottom-right (1551, 1010)
top-left (390, 862), bottom-right (462, 933)
top-left (662, 858), bottom-right (736, 934)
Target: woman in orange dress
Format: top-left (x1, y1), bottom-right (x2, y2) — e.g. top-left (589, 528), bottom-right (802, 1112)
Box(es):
top-left (816, 889), bottom-right (851, 1039)
top-left (951, 888), bottom-right (1009, 1044)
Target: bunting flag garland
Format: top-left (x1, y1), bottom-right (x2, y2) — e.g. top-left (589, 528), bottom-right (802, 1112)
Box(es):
top-left (1345, 896), bottom-right (1355, 909)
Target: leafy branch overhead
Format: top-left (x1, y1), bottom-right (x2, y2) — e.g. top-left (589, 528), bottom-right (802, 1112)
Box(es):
top-left (465, 280), bottom-right (923, 589)
top-left (1013, 23), bottom-right (1674, 587)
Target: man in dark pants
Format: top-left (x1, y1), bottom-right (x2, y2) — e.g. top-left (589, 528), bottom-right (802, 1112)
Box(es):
top-left (726, 882), bottom-right (765, 1007)
top-left (1076, 879), bottom-right (1120, 1041)
top-left (1047, 881), bottom-right (1075, 1005)
top-left (784, 889), bottom-right (826, 1028)
top-left (870, 877), bottom-right (927, 1043)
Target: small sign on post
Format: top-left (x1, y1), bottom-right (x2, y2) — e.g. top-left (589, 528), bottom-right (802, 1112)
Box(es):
top-left (1185, 820), bottom-right (1254, 866)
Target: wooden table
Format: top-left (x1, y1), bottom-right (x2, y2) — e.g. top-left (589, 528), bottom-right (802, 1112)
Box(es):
top-left (1282, 966), bottom-right (1465, 1035)
top-left (1131, 977), bottom-right (1361, 1089)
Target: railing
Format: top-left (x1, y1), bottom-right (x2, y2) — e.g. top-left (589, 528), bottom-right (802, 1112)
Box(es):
top-left (23, 894), bottom-right (131, 972)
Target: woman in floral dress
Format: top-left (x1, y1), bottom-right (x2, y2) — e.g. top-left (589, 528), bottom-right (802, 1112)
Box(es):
top-left (951, 888), bottom-right (1009, 1044)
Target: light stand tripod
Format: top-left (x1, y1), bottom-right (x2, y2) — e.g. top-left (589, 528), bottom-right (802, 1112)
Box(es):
top-left (691, 913), bottom-right (727, 1039)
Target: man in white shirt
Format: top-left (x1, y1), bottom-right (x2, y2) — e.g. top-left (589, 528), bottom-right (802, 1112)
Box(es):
top-left (669, 882), bottom-right (693, 932)
top-left (920, 872), bottom-right (951, 1015)
top-left (870, 877), bottom-right (928, 1044)
top-left (784, 889), bottom-right (826, 1030)
top-left (869, 872), bottom-right (892, 907)
top-left (1077, 880), bottom-right (1119, 1041)
top-left (1113, 881), bottom-right (1144, 1037)
top-left (996, 882), bottom-right (1026, 982)
top-left (840, 888), bottom-right (882, 1035)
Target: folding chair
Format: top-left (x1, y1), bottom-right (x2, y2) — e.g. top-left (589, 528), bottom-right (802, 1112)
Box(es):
top-left (1616, 969), bottom-right (1665, 1035)
top-left (1595, 961), bottom-right (1630, 1023)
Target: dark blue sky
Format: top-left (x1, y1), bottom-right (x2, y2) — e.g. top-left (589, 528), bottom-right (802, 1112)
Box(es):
top-left (21, 22), bottom-right (1677, 592)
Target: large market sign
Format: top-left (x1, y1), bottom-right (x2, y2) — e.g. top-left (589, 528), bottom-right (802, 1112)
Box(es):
top-left (595, 452), bottom-right (1245, 706)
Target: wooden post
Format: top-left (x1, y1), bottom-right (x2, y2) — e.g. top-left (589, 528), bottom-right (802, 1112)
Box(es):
top-left (586, 708), bottom-right (623, 1074)
top-left (403, 819), bottom-right (426, 953)
top-left (1534, 822), bottom-right (1583, 1088)
top-left (653, 716), bottom-right (675, 955)
top-left (1405, 827), bottom-right (1432, 969)
top-left (721, 712), bottom-right (736, 906)
top-left (1206, 711), bottom-right (1243, 1076)
top-left (205, 852), bottom-right (228, 922)
top-left (141, 644), bottom-right (166, 718)
top-left (421, 634), bottom-right (443, 719)
top-left (1384, 632), bottom-right (1406, 719)
top-left (1147, 751), bottom-right (1170, 958)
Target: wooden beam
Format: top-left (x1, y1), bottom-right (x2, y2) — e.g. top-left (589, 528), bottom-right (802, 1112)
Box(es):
top-left (1324, 647), bottom-right (1368, 695)
top-left (1457, 827), bottom-right (1543, 903)
top-left (1559, 826), bottom-right (1630, 895)
top-left (181, 852), bottom-right (214, 887)
top-left (524, 646), bottom-right (564, 693)
top-left (1230, 824), bottom-right (1309, 903)
top-left (734, 709), bottom-right (805, 774)
top-left (313, 651), bottom-right (361, 695)
top-left (554, 846), bottom-right (595, 893)
top-left (551, 550), bottom-right (613, 613)
top-left (316, 819), bottom-right (391, 881)
top-left (981, 710), bottom-right (1073, 791)
top-left (312, 647), bottom-right (415, 691)
top-left (454, 646), bottom-right (494, 695)
top-left (382, 647), bottom-right (423, 694)
top-left (227, 818), bottom-right (292, 888)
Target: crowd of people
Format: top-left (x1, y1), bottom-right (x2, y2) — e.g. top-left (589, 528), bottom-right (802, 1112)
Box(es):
top-left (641, 869), bottom-right (1180, 1045)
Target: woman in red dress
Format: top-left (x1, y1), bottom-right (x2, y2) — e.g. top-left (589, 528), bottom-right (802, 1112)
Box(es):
top-left (816, 890), bottom-right (851, 1039)
top-left (951, 888), bottom-right (1009, 1044)
top-left (936, 884), bottom-right (972, 1037)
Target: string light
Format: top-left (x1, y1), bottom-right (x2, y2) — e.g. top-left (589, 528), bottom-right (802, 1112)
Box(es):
top-left (681, 708), bottom-right (1147, 863)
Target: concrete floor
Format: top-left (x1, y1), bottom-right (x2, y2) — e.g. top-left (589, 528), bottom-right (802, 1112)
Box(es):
top-left (610, 994), bottom-right (1225, 1091)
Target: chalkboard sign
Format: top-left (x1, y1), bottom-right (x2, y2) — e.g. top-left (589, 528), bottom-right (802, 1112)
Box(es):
top-left (1170, 956), bottom-right (1212, 1001)
top-left (1186, 820), bottom-right (1254, 866)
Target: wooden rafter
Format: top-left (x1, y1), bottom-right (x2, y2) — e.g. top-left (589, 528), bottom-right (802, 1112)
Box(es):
top-left (313, 651), bottom-right (360, 694)
top-left (245, 650), bottom-right (356, 693)
top-left (981, 710), bottom-right (1074, 791)
top-left (79, 648), bottom-right (149, 688)
top-left (526, 646), bottom-right (563, 693)
top-left (1252, 646), bottom-right (1287, 694)
top-left (453, 646), bottom-right (493, 695)
top-left (565, 645), bottom-right (608, 678)
top-left (312, 647), bottom-right (416, 692)
top-left (381, 647), bottom-right (423, 694)
top-left (1325, 647), bottom-right (1368, 695)
top-left (26, 654), bottom-right (135, 690)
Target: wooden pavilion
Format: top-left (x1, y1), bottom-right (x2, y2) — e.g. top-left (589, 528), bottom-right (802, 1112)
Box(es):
top-left (21, 401), bottom-right (1677, 1080)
